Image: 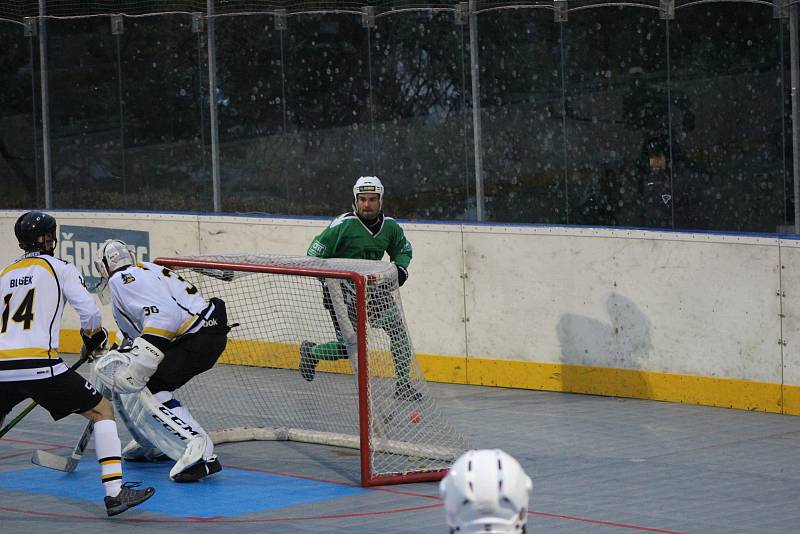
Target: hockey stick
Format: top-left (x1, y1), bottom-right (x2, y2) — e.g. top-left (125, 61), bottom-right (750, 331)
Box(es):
top-left (0, 346), bottom-right (93, 439)
top-left (31, 420), bottom-right (93, 472)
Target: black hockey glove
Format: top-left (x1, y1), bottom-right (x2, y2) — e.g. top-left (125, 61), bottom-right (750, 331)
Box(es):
top-left (81, 327), bottom-right (108, 357)
top-left (396, 265), bottom-right (408, 287)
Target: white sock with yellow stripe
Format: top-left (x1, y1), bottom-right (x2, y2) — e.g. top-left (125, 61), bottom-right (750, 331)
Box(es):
top-left (94, 419), bottom-right (123, 497)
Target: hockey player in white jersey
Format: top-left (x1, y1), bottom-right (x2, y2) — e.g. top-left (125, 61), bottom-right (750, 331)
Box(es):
top-left (0, 212), bottom-right (155, 516)
top-left (93, 239), bottom-right (229, 482)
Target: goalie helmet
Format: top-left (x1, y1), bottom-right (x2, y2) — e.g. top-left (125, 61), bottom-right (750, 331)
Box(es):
top-left (97, 239), bottom-right (136, 280)
top-left (15, 211), bottom-right (57, 254)
top-left (353, 176), bottom-right (384, 207)
top-left (440, 449), bottom-right (532, 534)
top-left (94, 240), bottom-right (136, 304)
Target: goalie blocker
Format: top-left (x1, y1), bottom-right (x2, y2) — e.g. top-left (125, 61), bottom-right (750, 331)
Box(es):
top-left (95, 337), bottom-right (164, 395)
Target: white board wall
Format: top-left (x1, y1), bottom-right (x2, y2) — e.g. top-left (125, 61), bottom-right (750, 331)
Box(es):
top-left (0, 210), bottom-right (793, 388)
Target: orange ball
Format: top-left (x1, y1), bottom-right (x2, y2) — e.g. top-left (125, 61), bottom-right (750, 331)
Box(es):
top-left (410, 410), bottom-right (422, 424)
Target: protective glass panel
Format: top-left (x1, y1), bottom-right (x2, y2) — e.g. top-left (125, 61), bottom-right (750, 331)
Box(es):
top-left (563, 7), bottom-right (670, 228)
top-left (669, 5), bottom-right (788, 232)
top-left (0, 3), bottom-right (795, 234)
top-left (0, 22), bottom-right (39, 207)
top-left (215, 15), bottom-right (288, 214)
top-left (119, 15), bottom-right (210, 210)
top-left (478, 9), bottom-right (565, 223)
top-left (282, 14), bottom-right (371, 216)
top-left (370, 11), bottom-right (471, 220)
top-left (48, 17), bottom-right (122, 208)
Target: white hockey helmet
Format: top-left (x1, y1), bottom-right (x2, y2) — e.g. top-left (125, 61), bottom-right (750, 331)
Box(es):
top-left (353, 176), bottom-right (384, 208)
top-left (98, 239), bottom-right (136, 278)
top-left (440, 449), bottom-right (532, 534)
top-left (94, 240), bottom-right (136, 303)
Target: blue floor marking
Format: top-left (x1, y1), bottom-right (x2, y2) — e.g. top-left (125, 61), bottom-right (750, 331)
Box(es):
top-left (0, 460), bottom-right (369, 517)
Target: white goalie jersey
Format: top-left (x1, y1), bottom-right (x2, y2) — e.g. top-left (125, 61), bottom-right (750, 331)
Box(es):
top-left (108, 261), bottom-right (214, 344)
top-left (0, 253), bottom-right (101, 381)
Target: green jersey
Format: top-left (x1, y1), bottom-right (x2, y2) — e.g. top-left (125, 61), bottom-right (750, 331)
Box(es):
top-left (307, 212), bottom-right (412, 270)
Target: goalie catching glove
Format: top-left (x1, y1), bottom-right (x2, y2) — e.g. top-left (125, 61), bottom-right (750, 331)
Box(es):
top-left (94, 337), bottom-right (165, 394)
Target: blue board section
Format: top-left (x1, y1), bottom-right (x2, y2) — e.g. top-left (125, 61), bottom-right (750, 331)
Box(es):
top-left (0, 462), bottom-right (368, 517)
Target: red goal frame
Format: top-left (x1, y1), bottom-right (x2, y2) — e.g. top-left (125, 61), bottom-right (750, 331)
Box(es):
top-left (156, 256), bottom-right (449, 486)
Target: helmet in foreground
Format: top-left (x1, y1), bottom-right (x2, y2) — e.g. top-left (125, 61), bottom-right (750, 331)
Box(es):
top-left (440, 449), bottom-right (532, 534)
top-left (15, 211), bottom-right (57, 254)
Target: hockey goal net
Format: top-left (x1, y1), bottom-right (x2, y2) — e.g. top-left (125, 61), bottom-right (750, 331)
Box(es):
top-left (154, 254), bottom-right (468, 486)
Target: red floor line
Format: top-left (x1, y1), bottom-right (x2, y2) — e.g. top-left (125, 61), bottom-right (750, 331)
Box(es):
top-left (0, 453), bottom-right (683, 532)
top-left (0, 437), bottom-right (71, 448)
top-left (0, 451), bottom-right (38, 462)
top-left (0, 445), bottom-right (63, 462)
top-left (530, 510), bottom-right (686, 534)
top-left (231, 463), bottom-right (442, 500)
top-left (0, 503), bottom-right (684, 532)
top-left (0, 503), bottom-right (445, 524)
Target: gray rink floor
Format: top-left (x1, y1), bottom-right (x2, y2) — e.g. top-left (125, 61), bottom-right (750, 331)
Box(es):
top-left (2, 356), bottom-right (800, 533)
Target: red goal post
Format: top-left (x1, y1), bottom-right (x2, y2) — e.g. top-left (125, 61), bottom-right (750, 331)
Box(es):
top-left (155, 255), bottom-right (468, 486)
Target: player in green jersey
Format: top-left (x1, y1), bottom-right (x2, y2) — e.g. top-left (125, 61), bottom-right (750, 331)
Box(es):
top-left (301, 176), bottom-right (420, 401)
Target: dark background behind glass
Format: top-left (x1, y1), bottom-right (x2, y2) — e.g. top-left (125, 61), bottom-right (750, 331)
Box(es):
top-left (0, 2), bottom-right (793, 233)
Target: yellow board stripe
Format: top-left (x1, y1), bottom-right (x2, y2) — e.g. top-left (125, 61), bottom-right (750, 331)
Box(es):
top-left (420, 355), bottom-right (793, 415)
top-left (56, 329), bottom-right (800, 416)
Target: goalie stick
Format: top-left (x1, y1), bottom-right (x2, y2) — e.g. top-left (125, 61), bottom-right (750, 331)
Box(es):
top-left (31, 420), bottom-right (93, 473)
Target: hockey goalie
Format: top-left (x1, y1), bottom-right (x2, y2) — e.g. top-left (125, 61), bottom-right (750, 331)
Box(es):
top-left (92, 239), bottom-right (230, 482)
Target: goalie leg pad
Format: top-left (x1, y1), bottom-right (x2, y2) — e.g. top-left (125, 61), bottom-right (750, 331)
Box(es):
top-left (155, 391), bottom-right (214, 459)
top-left (115, 388), bottom-right (208, 464)
top-left (113, 393), bottom-right (159, 454)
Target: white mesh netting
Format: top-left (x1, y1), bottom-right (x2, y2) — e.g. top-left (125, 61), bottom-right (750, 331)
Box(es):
top-left (159, 254), bottom-right (468, 484)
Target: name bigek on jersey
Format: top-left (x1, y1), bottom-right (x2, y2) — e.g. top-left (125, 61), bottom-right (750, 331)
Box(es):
top-left (9, 276), bottom-right (33, 288)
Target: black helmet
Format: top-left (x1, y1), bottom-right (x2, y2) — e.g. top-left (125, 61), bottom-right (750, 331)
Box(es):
top-left (15, 211), bottom-right (58, 254)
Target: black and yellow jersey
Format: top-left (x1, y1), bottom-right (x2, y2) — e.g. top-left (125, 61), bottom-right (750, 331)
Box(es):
top-left (0, 252), bottom-right (101, 381)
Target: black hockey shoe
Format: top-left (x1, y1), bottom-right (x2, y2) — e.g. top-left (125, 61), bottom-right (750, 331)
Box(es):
top-left (299, 340), bottom-right (319, 381)
top-left (104, 482), bottom-right (155, 517)
top-left (172, 456), bottom-right (222, 483)
top-left (394, 379), bottom-right (423, 402)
